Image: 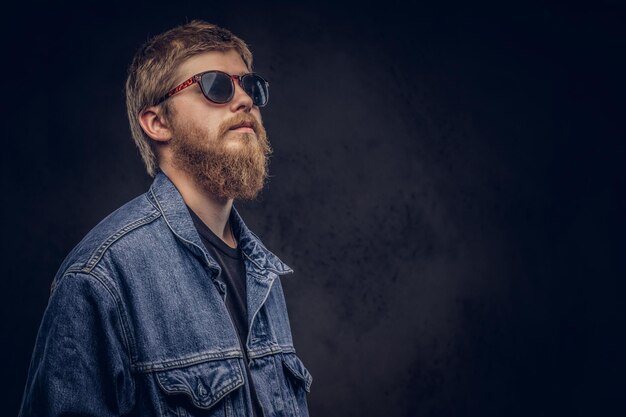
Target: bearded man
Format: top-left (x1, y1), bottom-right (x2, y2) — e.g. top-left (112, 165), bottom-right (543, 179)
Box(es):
top-left (19, 20), bottom-right (312, 417)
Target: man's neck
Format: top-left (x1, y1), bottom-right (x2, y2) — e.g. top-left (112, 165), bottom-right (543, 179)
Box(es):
top-left (160, 166), bottom-right (237, 248)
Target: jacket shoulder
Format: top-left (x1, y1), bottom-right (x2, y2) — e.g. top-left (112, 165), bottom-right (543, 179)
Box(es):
top-left (55, 192), bottom-right (162, 280)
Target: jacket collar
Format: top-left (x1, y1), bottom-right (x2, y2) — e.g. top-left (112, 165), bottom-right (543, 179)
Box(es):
top-left (147, 170), bottom-right (293, 276)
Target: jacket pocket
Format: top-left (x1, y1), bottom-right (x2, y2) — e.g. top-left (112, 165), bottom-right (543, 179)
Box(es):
top-left (281, 353), bottom-right (313, 393)
top-left (281, 352), bottom-right (313, 417)
top-left (155, 357), bottom-right (245, 416)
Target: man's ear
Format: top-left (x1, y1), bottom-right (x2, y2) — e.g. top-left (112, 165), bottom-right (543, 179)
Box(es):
top-left (138, 106), bottom-right (173, 143)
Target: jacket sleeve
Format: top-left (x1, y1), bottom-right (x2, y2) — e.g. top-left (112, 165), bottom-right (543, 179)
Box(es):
top-left (19, 271), bottom-right (135, 416)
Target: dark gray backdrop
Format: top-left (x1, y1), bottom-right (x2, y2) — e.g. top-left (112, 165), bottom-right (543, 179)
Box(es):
top-left (3, 1), bottom-right (625, 416)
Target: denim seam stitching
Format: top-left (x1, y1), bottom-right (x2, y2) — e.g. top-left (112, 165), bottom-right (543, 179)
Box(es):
top-left (132, 350), bottom-right (244, 373)
top-left (247, 345), bottom-right (289, 359)
top-left (55, 269), bottom-right (139, 380)
top-left (81, 268), bottom-right (139, 363)
top-left (83, 210), bottom-right (162, 272)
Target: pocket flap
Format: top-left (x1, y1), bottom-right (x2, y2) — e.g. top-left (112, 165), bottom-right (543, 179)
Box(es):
top-left (281, 353), bottom-right (313, 393)
top-left (156, 358), bottom-right (244, 409)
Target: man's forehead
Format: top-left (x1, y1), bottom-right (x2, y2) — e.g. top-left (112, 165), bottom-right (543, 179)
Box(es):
top-left (175, 49), bottom-right (249, 80)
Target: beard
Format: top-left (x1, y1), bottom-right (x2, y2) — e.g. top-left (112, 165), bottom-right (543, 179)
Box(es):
top-left (169, 112), bottom-right (272, 201)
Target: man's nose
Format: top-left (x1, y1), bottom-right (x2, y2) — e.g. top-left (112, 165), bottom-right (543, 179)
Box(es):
top-left (229, 77), bottom-right (253, 112)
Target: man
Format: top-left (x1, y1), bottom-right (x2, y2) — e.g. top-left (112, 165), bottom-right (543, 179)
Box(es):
top-left (19, 20), bottom-right (312, 417)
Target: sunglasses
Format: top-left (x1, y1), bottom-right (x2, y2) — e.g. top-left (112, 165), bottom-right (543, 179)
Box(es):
top-left (156, 70), bottom-right (269, 107)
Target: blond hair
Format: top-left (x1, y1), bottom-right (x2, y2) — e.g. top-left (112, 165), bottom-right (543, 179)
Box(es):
top-left (125, 20), bottom-right (253, 176)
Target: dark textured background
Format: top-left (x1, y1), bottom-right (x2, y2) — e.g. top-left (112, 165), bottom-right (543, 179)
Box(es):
top-left (2, 1), bottom-right (625, 416)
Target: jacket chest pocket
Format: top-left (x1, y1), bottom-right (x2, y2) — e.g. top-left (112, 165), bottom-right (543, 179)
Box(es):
top-left (155, 357), bottom-right (246, 417)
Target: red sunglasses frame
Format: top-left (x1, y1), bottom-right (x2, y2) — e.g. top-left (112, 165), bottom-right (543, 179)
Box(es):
top-left (155, 70), bottom-right (269, 106)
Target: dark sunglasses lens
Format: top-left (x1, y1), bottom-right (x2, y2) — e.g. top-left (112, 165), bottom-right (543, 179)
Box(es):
top-left (242, 74), bottom-right (269, 107)
top-left (200, 72), bottom-right (233, 104)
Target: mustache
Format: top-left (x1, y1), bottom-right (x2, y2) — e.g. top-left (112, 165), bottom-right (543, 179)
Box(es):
top-left (218, 113), bottom-right (261, 137)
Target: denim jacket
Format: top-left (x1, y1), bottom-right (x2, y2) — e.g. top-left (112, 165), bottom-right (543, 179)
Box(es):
top-left (19, 171), bottom-right (312, 417)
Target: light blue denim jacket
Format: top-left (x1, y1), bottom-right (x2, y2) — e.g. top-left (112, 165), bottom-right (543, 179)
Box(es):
top-left (19, 171), bottom-right (312, 417)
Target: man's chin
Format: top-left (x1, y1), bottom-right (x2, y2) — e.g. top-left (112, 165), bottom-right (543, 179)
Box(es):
top-left (219, 131), bottom-right (256, 149)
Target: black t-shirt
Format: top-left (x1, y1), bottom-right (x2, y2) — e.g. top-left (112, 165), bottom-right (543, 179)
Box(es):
top-left (187, 206), bottom-right (264, 417)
